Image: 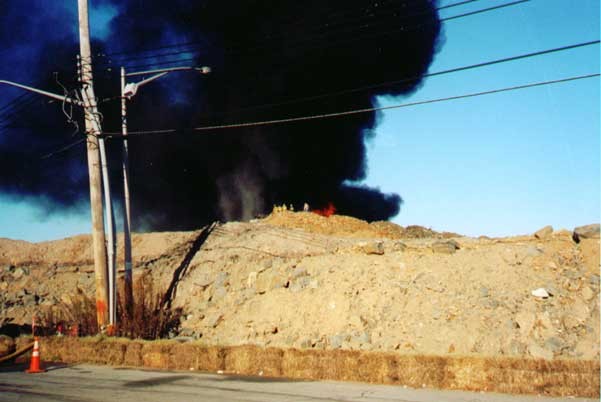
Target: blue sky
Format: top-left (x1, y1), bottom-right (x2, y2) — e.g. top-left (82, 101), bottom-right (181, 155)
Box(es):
top-left (0, 2), bottom-right (118, 242)
top-left (0, 0), bottom-right (599, 241)
top-left (365, 0), bottom-right (600, 237)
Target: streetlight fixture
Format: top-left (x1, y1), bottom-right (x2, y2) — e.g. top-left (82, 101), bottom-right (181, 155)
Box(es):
top-left (118, 65), bottom-right (211, 316)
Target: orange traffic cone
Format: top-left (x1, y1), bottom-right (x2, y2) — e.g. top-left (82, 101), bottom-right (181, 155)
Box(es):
top-left (25, 337), bottom-right (46, 373)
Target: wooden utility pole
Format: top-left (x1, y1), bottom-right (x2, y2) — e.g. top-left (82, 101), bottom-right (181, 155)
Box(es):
top-left (120, 67), bottom-right (133, 313)
top-left (77, 0), bottom-right (109, 329)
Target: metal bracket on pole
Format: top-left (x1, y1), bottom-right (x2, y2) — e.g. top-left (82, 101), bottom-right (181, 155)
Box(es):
top-left (0, 80), bottom-right (83, 106)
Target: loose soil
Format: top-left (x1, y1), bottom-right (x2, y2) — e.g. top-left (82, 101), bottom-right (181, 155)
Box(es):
top-left (1, 212), bottom-right (599, 368)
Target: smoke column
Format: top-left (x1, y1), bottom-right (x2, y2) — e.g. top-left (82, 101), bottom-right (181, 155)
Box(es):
top-left (0, 0), bottom-right (441, 231)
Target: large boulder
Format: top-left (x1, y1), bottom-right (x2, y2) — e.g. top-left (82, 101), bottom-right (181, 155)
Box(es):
top-left (0, 334), bottom-right (15, 357)
top-left (534, 225), bottom-right (553, 239)
top-left (573, 224), bottom-right (600, 243)
top-left (431, 240), bottom-right (460, 254)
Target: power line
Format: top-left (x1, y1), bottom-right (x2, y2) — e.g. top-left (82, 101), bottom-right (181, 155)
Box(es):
top-left (0, 69), bottom-right (78, 115)
top-left (194, 40), bottom-right (600, 119)
top-left (1, 1), bottom-right (526, 132)
top-left (277, 0), bottom-right (439, 33)
top-left (0, 97), bottom-right (43, 130)
top-left (101, 39), bottom-right (209, 58)
top-left (0, 92), bottom-right (33, 114)
top-left (224, 1), bottom-right (443, 55)
top-left (443, 0), bottom-right (530, 21)
top-left (95, 0), bottom-right (511, 71)
top-left (0, 80), bottom-right (71, 128)
top-left (40, 137), bottom-right (86, 159)
top-left (5, 37), bottom-right (595, 140)
top-left (0, 93), bottom-right (38, 121)
top-left (99, 56), bottom-right (199, 72)
top-left (99, 0), bottom-right (452, 59)
top-left (103, 73), bottom-right (599, 137)
top-left (278, 0), bottom-right (531, 59)
top-left (98, 47), bottom-right (207, 65)
top-left (234, 0), bottom-right (520, 54)
top-left (96, 0), bottom-right (527, 72)
top-left (438, 0), bottom-right (484, 10)
top-left (109, 128), bottom-right (178, 136)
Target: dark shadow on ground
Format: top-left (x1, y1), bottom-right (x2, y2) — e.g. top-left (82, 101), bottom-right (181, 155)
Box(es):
top-left (123, 375), bottom-right (193, 388)
top-left (0, 361), bottom-right (28, 373)
top-left (0, 361), bottom-right (70, 373)
top-left (218, 374), bottom-right (312, 384)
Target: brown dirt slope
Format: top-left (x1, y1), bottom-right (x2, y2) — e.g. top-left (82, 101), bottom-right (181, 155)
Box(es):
top-left (262, 211), bottom-right (457, 239)
top-left (1, 213), bottom-right (599, 367)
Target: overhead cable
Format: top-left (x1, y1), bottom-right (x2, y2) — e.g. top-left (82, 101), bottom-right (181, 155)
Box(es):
top-left (95, 0), bottom-right (520, 71)
top-left (102, 73), bottom-right (600, 136)
top-left (101, 0), bottom-right (464, 58)
top-left (195, 39), bottom-right (601, 119)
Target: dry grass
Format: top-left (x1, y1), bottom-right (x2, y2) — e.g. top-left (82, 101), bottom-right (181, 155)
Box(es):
top-left (38, 294), bottom-right (98, 336)
top-left (39, 337), bottom-right (600, 398)
top-left (38, 275), bottom-right (182, 340)
top-left (117, 274), bottom-right (183, 340)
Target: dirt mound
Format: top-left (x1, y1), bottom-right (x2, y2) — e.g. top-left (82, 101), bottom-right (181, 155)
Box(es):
top-left (0, 232), bottom-right (198, 267)
top-left (1, 215), bottom-right (599, 368)
top-left (262, 211), bottom-right (451, 239)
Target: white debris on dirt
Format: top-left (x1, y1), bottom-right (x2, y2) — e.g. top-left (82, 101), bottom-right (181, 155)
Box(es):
top-left (531, 288), bottom-right (551, 299)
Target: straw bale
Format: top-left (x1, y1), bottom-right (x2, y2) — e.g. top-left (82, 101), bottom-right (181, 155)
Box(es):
top-left (32, 326), bottom-right (600, 398)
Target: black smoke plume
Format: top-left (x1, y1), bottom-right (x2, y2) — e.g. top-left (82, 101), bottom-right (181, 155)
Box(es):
top-left (0, 0), bottom-right (441, 231)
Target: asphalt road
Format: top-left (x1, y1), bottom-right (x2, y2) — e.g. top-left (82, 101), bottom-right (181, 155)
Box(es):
top-left (0, 362), bottom-right (596, 402)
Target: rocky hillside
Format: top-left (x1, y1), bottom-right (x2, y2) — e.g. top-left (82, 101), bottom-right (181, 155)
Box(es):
top-left (1, 213), bottom-right (599, 361)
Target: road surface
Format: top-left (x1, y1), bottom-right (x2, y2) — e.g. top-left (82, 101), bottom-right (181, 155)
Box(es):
top-left (0, 362), bottom-right (595, 402)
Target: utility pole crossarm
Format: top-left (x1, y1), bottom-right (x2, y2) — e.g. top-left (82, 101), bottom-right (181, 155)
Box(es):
top-left (0, 80), bottom-right (84, 106)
